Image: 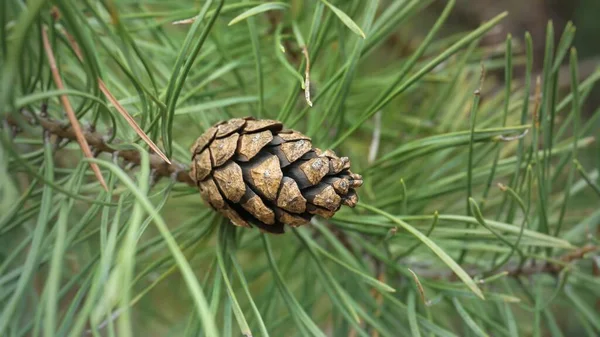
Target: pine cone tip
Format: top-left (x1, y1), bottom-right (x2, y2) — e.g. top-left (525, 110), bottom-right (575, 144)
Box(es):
top-left (190, 117), bottom-right (362, 234)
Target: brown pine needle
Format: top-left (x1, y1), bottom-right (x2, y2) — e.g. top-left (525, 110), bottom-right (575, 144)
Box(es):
top-left (62, 28), bottom-right (171, 165)
top-left (98, 81), bottom-right (171, 164)
top-left (172, 17), bottom-right (196, 25)
top-left (41, 27), bottom-right (108, 191)
top-left (407, 268), bottom-right (432, 306)
top-left (301, 46), bottom-right (312, 107)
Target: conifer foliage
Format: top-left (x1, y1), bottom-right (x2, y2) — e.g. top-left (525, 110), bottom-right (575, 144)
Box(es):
top-left (1, 1), bottom-right (599, 336)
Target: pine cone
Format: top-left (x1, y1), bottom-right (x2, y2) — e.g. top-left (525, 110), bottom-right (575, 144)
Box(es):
top-left (190, 117), bottom-right (362, 234)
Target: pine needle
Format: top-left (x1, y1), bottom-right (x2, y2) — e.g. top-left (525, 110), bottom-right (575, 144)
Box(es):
top-left (98, 81), bottom-right (172, 165)
top-left (41, 26), bottom-right (108, 191)
top-left (301, 46), bottom-right (312, 107)
top-left (62, 28), bottom-right (172, 165)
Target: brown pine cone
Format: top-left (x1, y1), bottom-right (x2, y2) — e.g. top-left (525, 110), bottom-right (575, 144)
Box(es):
top-left (189, 117), bottom-right (362, 234)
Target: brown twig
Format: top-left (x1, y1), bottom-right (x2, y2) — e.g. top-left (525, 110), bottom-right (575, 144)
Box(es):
top-left (411, 245), bottom-right (598, 281)
top-left (41, 26), bottom-right (108, 191)
top-left (507, 244), bottom-right (598, 276)
top-left (9, 112), bottom-right (194, 187)
top-left (12, 108), bottom-right (595, 282)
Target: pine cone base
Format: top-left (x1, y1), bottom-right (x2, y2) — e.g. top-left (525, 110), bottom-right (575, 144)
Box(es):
top-left (190, 117), bottom-right (362, 234)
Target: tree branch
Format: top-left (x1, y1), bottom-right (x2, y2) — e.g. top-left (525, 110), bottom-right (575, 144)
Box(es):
top-left (7, 111), bottom-right (195, 187)
top-left (410, 245), bottom-right (598, 281)
top-left (6, 111), bottom-right (597, 282)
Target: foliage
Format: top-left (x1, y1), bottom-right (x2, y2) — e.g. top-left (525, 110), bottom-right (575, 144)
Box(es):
top-left (1, 0), bottom-right (599, 336)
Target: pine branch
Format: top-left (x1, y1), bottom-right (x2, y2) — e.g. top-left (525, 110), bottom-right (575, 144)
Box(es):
top-left (411, 245), bottom-right (598, 280)
top-left (7, 111), bottom-right (195, 187)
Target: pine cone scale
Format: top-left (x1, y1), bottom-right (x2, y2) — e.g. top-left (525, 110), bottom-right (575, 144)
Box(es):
top-left (265, 145), bottom-right (293, 167)
top-left (276, 176), bottom-right (307, 213)
top-left (299, 157), bottom-right (330, 186)
top-left (279, 130), bottom-right (310, 141)
top-left (243, 119), bottom-right (282, 133)
top-left (190, 117), bottom-right (362, 234)
top-left (191, 126), bottom-right (217, 156)
top-left (199, 178), bottom-right (225, 209)
top-left (280, 139), bottom-right (312, 162)
top-left (192, 150), bottom-right (212, 181)
top-left (305, 184), bottom-right (341, 211)
top-left (212, 162), bottom-right (245, 203)
top-left (274, 208), bottom-right (310, 227)
top-left (237, 130), bottom-right (273, 161)
top-left (306, 204), bottom-right (336, 218)
top-left (220, 204), bottom-right (251, 228)
top-left (241, 193), bottom-right (275, 225)
top-left (215, 118), bottom-right (246, 137)
top-left (209, 132), bottom-right (238, 166)
top-left (245, 154), bottom-right (283, 201)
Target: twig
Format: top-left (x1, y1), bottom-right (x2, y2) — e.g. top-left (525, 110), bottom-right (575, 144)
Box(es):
top-left (41, 26), bottom-right (108, 191)
top-left (8, 112), bottom-right (194, 187)
top-left (410, 245), bottom-right (598, 280)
